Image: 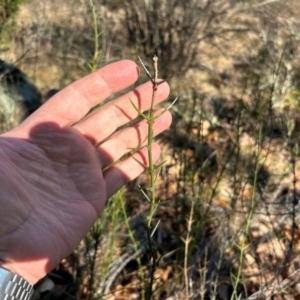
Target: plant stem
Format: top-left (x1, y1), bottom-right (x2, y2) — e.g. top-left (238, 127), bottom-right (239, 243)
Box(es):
top-left (230, 124), bottom-right (263, 300)
top-left (147, 55), bottom-right (158, 230)
top-left (89, 0), bottom-right (100, 72)
top-left (135, 55), bottom-right (177, 300)
top-left (118, 190), bottom-right (146, 300)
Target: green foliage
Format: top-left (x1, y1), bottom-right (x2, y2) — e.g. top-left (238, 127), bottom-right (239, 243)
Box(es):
top-left (0, 0), bottom-right (28, 31)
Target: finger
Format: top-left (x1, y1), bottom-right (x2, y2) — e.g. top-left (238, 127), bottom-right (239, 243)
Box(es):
top-left (73, 80), bottom-right (170, 143)
top-left (104, 143), bottom-right (161, 198)
top-left (97, 109), bottom-right (172, 168)
top-left (9, 60), bottom-right (140, 136)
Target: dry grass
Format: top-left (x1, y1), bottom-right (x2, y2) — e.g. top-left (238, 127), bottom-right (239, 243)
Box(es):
top-left (2, 0), bottom-right (300, 299)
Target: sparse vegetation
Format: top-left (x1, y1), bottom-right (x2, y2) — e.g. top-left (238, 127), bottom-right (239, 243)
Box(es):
top-left (0, 0), bottom-right (27, 29)
top-left (2, 0), bottom-right (300, 299)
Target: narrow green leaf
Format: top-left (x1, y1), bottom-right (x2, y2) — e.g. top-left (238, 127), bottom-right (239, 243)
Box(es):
top-left (129, 98), bottom-right (149, 120)
top-left (151, 220), bottom-right (161, 237)
top-left (154, 97), bottom-right (179, 120)
top-left (133, 156), bottom-right (148, 169)
top-left (154, 160), bottom-right (166, 170)
top-left (139, 187), bottom-right (151, 202)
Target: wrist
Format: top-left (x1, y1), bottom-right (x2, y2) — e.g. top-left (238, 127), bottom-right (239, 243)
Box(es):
top-left (0, 266), bottom-right (34, 300)
top-left (0, 260), bottom-right (42, 285)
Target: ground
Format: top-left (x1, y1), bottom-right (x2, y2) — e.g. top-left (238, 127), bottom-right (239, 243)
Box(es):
top-left (2, 0), bottom-right (300, 299)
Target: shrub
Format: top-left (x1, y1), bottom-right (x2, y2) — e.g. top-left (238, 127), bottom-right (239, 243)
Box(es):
top-left (0, 0), bottom-right (28, 33)
top-left (121, 0), bottom-right (254, 79)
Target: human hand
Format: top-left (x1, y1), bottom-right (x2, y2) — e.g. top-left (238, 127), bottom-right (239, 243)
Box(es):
top-left (0, 60), bottom-right (172, 284)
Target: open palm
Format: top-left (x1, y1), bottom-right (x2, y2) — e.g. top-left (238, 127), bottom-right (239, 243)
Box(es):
top-left (0, 60), bottom-right (171, 284)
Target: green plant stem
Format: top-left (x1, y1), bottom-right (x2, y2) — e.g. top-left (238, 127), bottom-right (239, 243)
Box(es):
top-left (183, 199), bottom-right (194, 299)
top-left (147, 113), bottom-right (156, 228)
top-left (89, 0), bottom-right (100, 72)
top-left (146, 228), bottom-right (157, 300)
top-left (146, 57), bottom-right (158, 300)
top-left (118, 190), bottom-right (146, 300)
top-left (230, 124), bottom-right (263, 300)
top-left (134, 55), bottom-right (177, 300)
